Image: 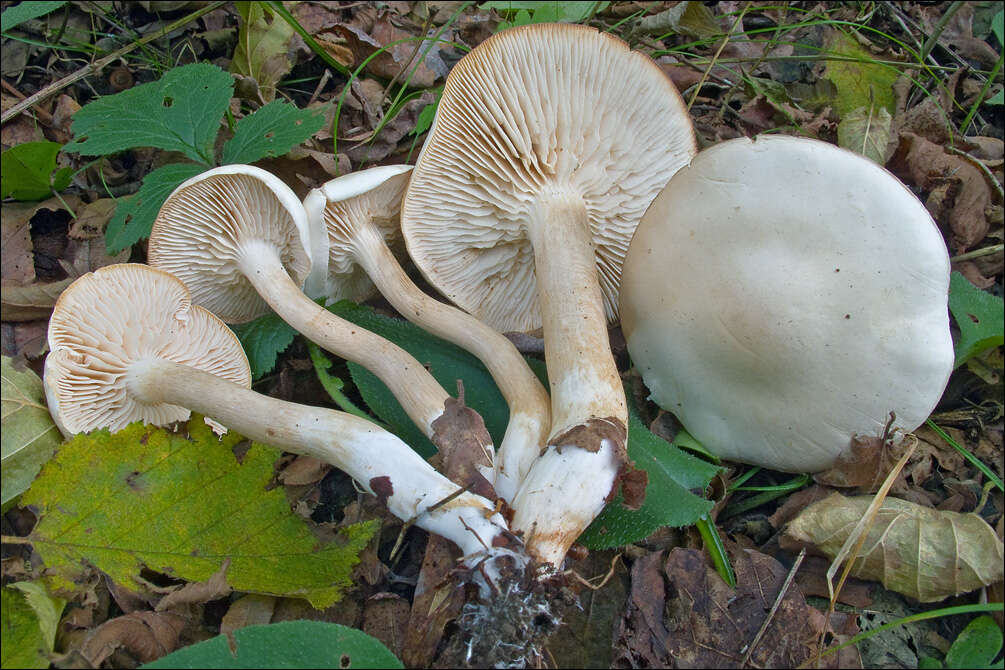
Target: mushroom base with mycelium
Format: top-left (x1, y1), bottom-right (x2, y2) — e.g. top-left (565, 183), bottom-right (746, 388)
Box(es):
top-left (620, 135), bottom-right (955, 473)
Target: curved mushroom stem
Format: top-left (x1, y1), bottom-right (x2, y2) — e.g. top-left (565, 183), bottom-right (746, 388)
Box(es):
top-left (511, 193), bottom-right (629, 566)
top-left (351, 223), bottom-right (551, 502)
top-left (234, 239), bottom-right (495, 475)
top-left (124, 356), bottom-right (521, 586)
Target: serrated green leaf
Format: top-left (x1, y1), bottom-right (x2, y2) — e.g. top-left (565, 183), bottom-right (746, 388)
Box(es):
top-left (8, 582), bottom-right (65, 657)
top-left (64, 63), bottom-right (233, 164)
top-left (327, 301), bottom-right (542, 459)
top-left (579, 396), bottom-right (719, 550)
top-left (837, 105), bottom-right (892, 164)
top-left (1, 141), bottom-right (66, 201)
top-left (1, 586), bottom-right (49, 669)
top-left (949, 271), bottom-right (1005, 367)
top-left (105, 162), bottom-right (205, 254)
top-left (824, 32), bottom-right (899, 117)
top-left (2, 356), bottom-right (63, 507)
top-left (231, 1), bottom-right (295, 103)
top-left (1, 0), bottom-right (67, 32)
top-left (22, 417), bottom-right (376, 609)
top-left (142, 621), bottom-right (402, 669)
top-left (231, 312), bottom-right (298, 380)
top-left (222, 100), bottom-right (326, 165)
top-left (945, 615), bottom-right (1003, 669)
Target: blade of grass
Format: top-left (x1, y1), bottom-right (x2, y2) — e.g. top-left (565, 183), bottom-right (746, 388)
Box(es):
top-left (263, 0), bottom-right (352, 78)
top-left (926, 419), bottom-right (1004, 492)
top-left (696, 514), bottom-right (736, 588)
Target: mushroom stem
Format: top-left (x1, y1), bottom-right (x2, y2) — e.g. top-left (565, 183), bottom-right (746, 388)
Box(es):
top-left (511, 193), bottom-right (629, 565)
top-left (351, 223), bottom-right (551, 501)
top-left (235, 238), bottom-right (461, 448)
top-left (123, 356), bottom-right (513, 565)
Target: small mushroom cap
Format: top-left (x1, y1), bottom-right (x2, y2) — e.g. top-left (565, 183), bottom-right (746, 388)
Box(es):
top-left (44, 264), bottom-right (251, 436)
top-left (402, 23), bottom-right (696, 332)
top-left (621, 136), bottom-right (955, 473)
top-left (149, 165), bottom-right (316, 324)
top-left (303, 165), bottom-right (413, 303)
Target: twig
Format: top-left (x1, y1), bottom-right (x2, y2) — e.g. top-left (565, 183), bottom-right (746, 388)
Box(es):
top-left (740, 548), bottom-right (806, 668)
top-left (564, 553), bottom-right (622, 591)
top-left (1, 1), bottom-right (228, 125)
top-left (951, 244), bottom-right (1005, 262)
top-left (388, 484), bottom-right (472, 562)
top-left (1, 78), bottom-right (54, 124)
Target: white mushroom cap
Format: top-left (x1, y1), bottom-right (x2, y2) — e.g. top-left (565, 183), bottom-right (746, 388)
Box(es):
top-left (44, 264), bottom-right (251, 436)
top-left (149, 165), bottom-right (321, 324)
top-left (402, 23), bottom-right (696, 333)
top-left (620, 135), bottom-right (955, 473)
top-left (303, 165), bottom-right (412, 303)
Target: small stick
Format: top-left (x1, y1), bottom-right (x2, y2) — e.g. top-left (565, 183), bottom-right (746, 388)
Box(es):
top-left (388, 484), bottom-right (472, 562)
top-left (1, 1), bottom-right (228, 125)
top-left (739, 548), bottom-right (806, 668)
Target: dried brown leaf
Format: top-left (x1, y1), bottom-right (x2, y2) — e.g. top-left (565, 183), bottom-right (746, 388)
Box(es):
top-left (221, 594), bottom-right (277, 636)
top-left (784, 493), bottom-right (1004, 602)
top-left (0, 278), bottom-right (70, 322)
top-left (613, 547), bottom-right (861, 668)
top-left (78, 611), bottom-right (186, 667)
top-left (889, 132), bottom-right (995, 251)
top-left (1, 201), bottom-right (37, 284)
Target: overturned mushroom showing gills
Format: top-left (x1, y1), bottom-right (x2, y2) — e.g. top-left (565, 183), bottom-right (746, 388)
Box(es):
top-left (402, 23), bottom-right (697, 565)
top-left (303, 165), bottom-right (551, 502)
top-left (620, 135), bottom-right (955, 473)
top-left (44, 264), bottom-right (521, 587)
top-left (148, 165), bottom-right (495, 476)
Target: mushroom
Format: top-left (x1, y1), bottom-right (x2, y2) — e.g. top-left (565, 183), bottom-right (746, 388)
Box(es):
top-left (619, 135), bottom-right (955, 473)
top-left (148, 165), bottom-right (495, 479)
top-left (401, 23), bottom-right (696, 565)
top-left (303, 165), bottom-right (551, 501)
top-left (44, 264), bottom-right (521, 585)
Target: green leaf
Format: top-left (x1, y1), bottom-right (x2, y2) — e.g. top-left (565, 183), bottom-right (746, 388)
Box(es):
top-left (327, 301), bottom-right (537, 459)
top-left (22, 417), bottom-right (377, 609)
top-left (949, 271), bottom-right (1005, 367)
top-left (230, 1), bottom-right (295, 103)
top-left (579, 396), bottom-right (719, 550)
top-left (222, 100), bottom-right (326, 165)
top-left (1, 0), bottom-right (67, 32)
top-left (824, 32), bottom-right (899, 117)
top-left (992, 9), bottom-right (1004, 46)
top-left (945, 615), bottom-right (1003, 669)
top-left (987, 89), bottom-right (1004, 106)
top-left (64, 63), bottom-right (233, 164)
top-left (410, 100), bottom-right (438, 137)
top-left (1, 356), bottom-right (63, 508)
top-left (142, 621), bottom-right (403, 669)
top-left (1, 586), bottom-right (49, 669)
top-left (231, 312), bottom-right (298, 380)
top-left (837, 105), bottom-right (893, 164)
top-left (8, 582), bottom-right (65, 659)
top-left (105, 162), bottom-right (205, 254)
top-left (0, 141), bottom-right (70, 201)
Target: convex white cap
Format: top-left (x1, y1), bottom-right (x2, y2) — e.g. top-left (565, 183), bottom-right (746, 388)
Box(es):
top-left (620, 135), bottom-right (955, 472)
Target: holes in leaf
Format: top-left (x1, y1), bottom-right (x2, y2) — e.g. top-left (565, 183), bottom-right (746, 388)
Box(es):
top-left (339, 654), bottom-right (351, 668)
top-left (968, 313), bottom-right (980, 323)
top-left (162, 96), bottom-right (174, 108)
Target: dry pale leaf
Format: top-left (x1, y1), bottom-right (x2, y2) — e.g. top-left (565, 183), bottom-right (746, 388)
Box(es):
top-left (784, 493), bottom-right (1004, 602)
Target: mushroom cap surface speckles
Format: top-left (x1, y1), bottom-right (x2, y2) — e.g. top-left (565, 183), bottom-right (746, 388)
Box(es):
top-left (620, 135), bottom-right (955, 473)
top-left (44, 264), bottom-right (251, 436)
top-left (149, 165), bottom-right (313, 324)
top-left (303, 165), bottom-right (413, 303)
top-left (401, 23), bottom-right (696, 333)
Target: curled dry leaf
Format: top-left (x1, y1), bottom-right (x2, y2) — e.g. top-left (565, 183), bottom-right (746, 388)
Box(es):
top-left (783, 493), bottom-right (1004, 602)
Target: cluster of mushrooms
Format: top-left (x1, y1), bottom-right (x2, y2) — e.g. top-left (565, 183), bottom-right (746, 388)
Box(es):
top-left (42, 20), bottom-right (954, 649)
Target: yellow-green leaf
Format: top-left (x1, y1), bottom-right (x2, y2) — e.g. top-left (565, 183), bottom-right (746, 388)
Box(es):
top-left (1, 586), bottom-right (50, 669)
top-left (824, 32), bottom-right (900, 117)
top-left (22, 417), bottom-right (376, 609)
top-left (1, 356), bottom-right (63, 508)
top-left (231, 2), bottom-right (295, 102)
